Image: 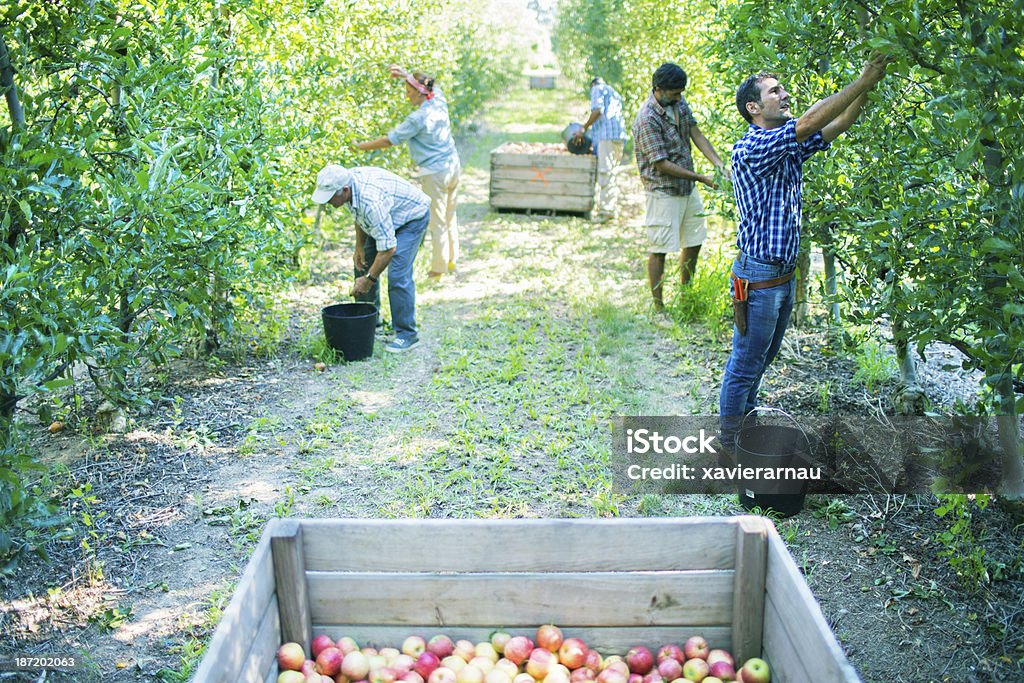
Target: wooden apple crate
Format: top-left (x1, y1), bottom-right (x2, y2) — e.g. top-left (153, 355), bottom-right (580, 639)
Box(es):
top-left (529, 75), bottom-right (557, 89)
top-left (190, 517), bottom-right (860, 683)
top-left (489, 143), bottom-right (596, 217)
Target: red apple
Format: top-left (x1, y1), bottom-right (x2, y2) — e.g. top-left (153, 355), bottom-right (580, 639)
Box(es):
top-left (656, 659), bottom-right (682, 682)
top-left (457, 666), bottom-right (485, 683)
top-left (279, 643), bottom-right (308, 672)
top-left (641, 672), bottom-right (663, 683)
top-left (429, 669), bottom-right (458, 683)
top-left (683, 639), bottom-right (708, 662)
top-left (558, 638), bottom-right (588, 669)
top-left (442, 657), bottom-right (467, 674)
top-left (428, 636), bottom-right (456, 659)
top-left (527, 648), bottom-right (557, 679)
top-left (313, 636), bottom-right (337, 660)
top-left (705, 651), bottom-right (733, 669)
top-left (681, 659), bottom-right (708, 683)
top-left (279, 672), bottom-right (306, 683)
top-left (475, 643), bottom-right (500, 664)
top-left (342, 652), bottom-right (371, 680)
top-left (536, 625), bottom-right (564, 652)
top-left (470, 657), bottom-right (496, 674)
top-left (495, 660), bottom-right (519, 678)
top-left (628, 675), bottom-right (642, 683)
top-left (503, 637), bottom-right (534, 665)
top-left (656, 646), bottom-right (684, 666)
top-left (338, 638), bottom-right (360, 655)
top-left (737, 658), bottom-right (769, 683)
top-left (707, 661), bottom-right (734, 681)
top-left (415, 653), bottom-right (442, 680)
top-left (595, 669), bottom-right (628, 683)
top-left (392, 656), bottom-right (417, 674)
top-left (602, 660), bottom-right (629, 678)
top-left (454, 641), bottom-right (477, 663)
top-left (404, 637), bottom-right (428, 658)
top-left (317, 648), bottom-right (345, 677)
top-left (570, 668), bottom-right (596, 683)
top-left (490, 632), bottom-right (512, 654)
top-left (625, 647), bottom-right (654, 675)
top-left (584, 650), bottom-right (603, 672)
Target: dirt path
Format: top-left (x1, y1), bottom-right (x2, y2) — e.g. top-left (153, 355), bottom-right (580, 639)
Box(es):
top-left (4, 86), bottom-right (1023, 683)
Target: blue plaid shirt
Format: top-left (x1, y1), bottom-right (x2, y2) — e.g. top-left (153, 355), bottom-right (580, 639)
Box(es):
top-left (589, 82), bottom-right (627, 142)
top-left (732, 119), bottom-right (830, 265)
top-left (347, 167), bottom-right (430, 251)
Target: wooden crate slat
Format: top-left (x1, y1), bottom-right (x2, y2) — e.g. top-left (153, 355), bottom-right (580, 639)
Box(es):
top-left (490, 194), bottom-right (593, 212)
top-left (299, 518), bottom-right (738, 572)
top-left (490, 151), bottom-right (596, 170)
top-left (306, 571), bottom-right (734, 627)
top-left (763, 529), bottom-right (862, 683)
top-left (730, 516), bottom-right (768, 664)
top-left (192, 526), bottom-right (277, 683)
top-left (236, 594), bottom-right (281, 683)
top-left (490, 178), bottom-right (595, 196)
top-left (491, 167), bottom-right (598, 183)
top-left (271, 519), bottom-right (312, 650)
top-left (309, 625), bottom-right (734, 655)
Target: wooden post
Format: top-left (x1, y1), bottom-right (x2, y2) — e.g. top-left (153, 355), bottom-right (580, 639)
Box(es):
top-left (271, 519), bottom-right (313, 651)
top-left (731, 516), bottom-right (768, 664)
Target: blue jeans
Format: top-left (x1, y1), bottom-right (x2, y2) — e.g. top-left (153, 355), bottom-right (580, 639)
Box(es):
top-left (719, 252), bottom-right (796, 448)
top-left (355, 212), bottom-right (428, 342)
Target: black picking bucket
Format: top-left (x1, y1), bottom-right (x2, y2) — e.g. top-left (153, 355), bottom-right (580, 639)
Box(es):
top-left (736, 408), bottom-right (812, 517)
top-left (321, 303), bottom-right (378, 361)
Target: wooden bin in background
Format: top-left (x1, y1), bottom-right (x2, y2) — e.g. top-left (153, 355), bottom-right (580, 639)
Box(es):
top-left (529, 75), bottom-right (557, 89)
top-left (489, 144), bottom-right (596, 217)
top-left (191, 517), bottom-right (861, 683)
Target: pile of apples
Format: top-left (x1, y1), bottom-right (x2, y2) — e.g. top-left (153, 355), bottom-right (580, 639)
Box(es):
top-left (276, 625), bottom-right (771, 683)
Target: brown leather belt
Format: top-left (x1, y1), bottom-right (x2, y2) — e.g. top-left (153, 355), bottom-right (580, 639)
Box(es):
top-left (746, 271), bottom-right (794, 290)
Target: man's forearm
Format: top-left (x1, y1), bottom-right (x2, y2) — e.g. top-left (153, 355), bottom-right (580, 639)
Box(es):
top-left (821, 89), bottom-right (870, 143)
top-left (653, 159), bottom-right (707, 182)
top-left (356, 137), bottom-right (392, 151)
top-left (691, 128), bottom-right (724, 169)
top-left (367, 249), bottom-right (394, 279)
top-left (796, 77), bottom-right (874, 141)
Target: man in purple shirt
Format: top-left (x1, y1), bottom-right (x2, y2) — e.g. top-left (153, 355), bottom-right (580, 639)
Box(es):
top-left (719, 54), bottom-right (892, 448)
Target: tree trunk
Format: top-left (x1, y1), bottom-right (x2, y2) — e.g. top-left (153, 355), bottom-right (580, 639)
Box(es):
top-left (996, 377), bottom-right (1024, 499)
top-left (0, 32), bottom-right (24, 129)
top-left (791, 246), bottom-right (811, 327)
top-left (823, 250), bottom-right (840, 324)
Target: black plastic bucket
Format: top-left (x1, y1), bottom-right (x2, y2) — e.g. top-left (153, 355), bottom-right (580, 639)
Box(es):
top-left (321, 303), bottom-right (377, 361)
top-left (562, 123), bottom-right (594, 155)
top-left (736, 422), bottom-right (811, 517)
